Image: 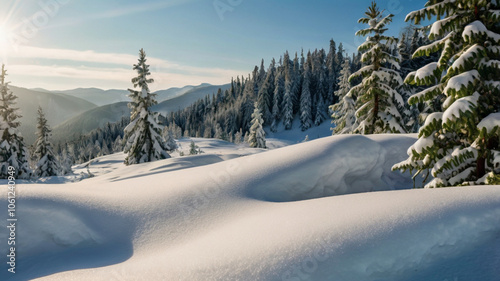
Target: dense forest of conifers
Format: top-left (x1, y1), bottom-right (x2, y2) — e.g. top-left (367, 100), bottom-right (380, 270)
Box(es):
top-left (56, 24), bottom-right (436, 165)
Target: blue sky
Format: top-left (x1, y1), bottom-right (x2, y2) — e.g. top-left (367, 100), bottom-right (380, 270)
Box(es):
top-left (0, 0), bottom-right (426, 91)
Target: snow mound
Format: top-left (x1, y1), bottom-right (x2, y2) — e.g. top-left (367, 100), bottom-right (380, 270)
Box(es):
top-left (248, 134), bottom-right (416, 202)
top-left (2, 134), bottom-right (499, 281)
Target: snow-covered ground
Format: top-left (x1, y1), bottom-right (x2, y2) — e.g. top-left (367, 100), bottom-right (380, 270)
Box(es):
top-left (1, 134), bottom-right (500, 281)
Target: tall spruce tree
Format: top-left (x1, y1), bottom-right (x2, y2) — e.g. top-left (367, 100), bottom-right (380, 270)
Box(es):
top-left (326, 39), bottom-right (338, 105)
top-left (300, 61), bottom-right (313, 131)
top-left (282, 52), bottom-right (294, 130)
top-left (163, 127), bottom-right (177, 152)
top-left (248, 102), bottom-right (266, 148)
top-left (315, 94), bottom-right (327, 126)
top-left (349, 1), bottom-right (406, 134)
top-left (0, 65), bottom-right (32, 179)
top-left (394, 0), bottom-right (500, 187)
top-left (331, 59), bottom-right (358, 134)
top-left (58, 147), bottom-right (73, 176)
top-left (34, 107), bottom-right (59, 177)
top-left (123, 49), bottom-right (170, 165)
top-left (257, 59), bottom-right (276, 124)
top-left (271, 65), bottom-right (284, 132)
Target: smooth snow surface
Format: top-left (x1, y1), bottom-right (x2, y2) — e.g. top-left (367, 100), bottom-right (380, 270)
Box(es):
top-left (1, 134), bottom-right (499, 281)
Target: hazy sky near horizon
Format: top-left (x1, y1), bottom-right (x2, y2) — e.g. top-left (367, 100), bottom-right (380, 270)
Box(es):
top-left (0, 0), bottom-right (425, 91)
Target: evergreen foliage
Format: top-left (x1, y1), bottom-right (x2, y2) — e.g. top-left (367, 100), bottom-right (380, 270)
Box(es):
top-left (349, 1), bottom-right (406, 134)
top-left (300, 60), bottom-right (313, 131)
top-left (123, 49), bottom-right (170, 165)
top-left (331, 59), bottom-right (358, 134)
top-left (0, 64), bottom-right (32, 179)
top-left (58, 147), bottom-right (74, 176)
top-left (163, 127), bottom-right (178, 152)
top-left (56, 42), bottom-right (361, 161)
top-left (393, 0), bottom-right (500, 187)
top-left (248, 102), bottom-right (266, 148)
top-left (34, 106), bottom-right (59, 177)
top-left (189, 140), bottom-right (201, 155)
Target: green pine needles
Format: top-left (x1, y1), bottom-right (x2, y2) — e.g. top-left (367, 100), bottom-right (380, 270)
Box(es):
top-left (393, 0), bottom-right (500, 187)
top-left (123, 49), bottom-right (170, 165)
top-left (348, 1), bottom-right (406, 134)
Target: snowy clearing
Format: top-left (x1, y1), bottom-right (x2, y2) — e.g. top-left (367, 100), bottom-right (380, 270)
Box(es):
top-left (1, 134), bottom-right (499, 281)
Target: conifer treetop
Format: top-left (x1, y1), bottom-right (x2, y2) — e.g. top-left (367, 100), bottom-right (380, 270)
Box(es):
top-left (0, 64), bottom-right (21, 128)
top-left (131, 48), bottom-right (154, 91)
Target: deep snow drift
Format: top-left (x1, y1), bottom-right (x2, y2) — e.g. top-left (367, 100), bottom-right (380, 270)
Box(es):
top-left (1, 134), bottom-right (499, 281)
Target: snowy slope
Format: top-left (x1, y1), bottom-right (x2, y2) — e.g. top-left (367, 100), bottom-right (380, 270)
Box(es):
top-left (1, 134), bottom-right (499, 281)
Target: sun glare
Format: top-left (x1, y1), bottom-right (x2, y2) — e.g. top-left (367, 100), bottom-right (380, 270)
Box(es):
top-left (0, 25), bottom-right (7, 43)
top-left (0, 24), bottom-right (13, 61)
top-left (0, 24), bottom-right (14, 46)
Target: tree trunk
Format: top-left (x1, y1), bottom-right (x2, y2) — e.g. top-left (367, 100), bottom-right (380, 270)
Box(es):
top-left (371, 92), bottom-right (379, 134)
top-left (476, 136), bottom-right (499, 179)
top-left (477, 156), bottom-right (486, 179)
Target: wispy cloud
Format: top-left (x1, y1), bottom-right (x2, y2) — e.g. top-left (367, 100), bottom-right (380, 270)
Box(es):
top-left (13, 46), bottom-right (243, 78)
top-left (8, 46), bottom-right (245, 90)
top-left (15, 46), bottom-right (136, 65)
top-left (45, 0), bottom-right (199, 30)
top-left (9, 64), bottom-right (133, 81)
top-left (92, 0), bottom-right (196, 19)
top-left (9, 63), bottom-right (236, 91)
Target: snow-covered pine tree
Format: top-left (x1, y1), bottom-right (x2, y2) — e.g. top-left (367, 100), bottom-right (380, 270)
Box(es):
top-left (300, 62), bottom-right (313, 131)
top-left (336, 43), bottom-right (345, 74)
top-left (271, 64), bottom-right (284, 132)
top-left (243, 131), bottom-right (250, 143)
top-left (58, 148), bottom-right (73, 176)
top-left (314, 94), bottom-right (327, 126)
top-left (94, 140), bottom-right (102, 157)
top-left (394, 0), bottom-right (500, 187)
top-left (234, 128), bottom-right (243, 144)
top-left (331, 59), bottom-right (358, 134)
top-left (34, 106), bottom-right (59, 177)
top-left (397, 30), bottom-right (421, 133)
top-left (0, 64), bottom-right (32, 179)
top-left (248, 102), bottom-right (266, 148)
top-left (258, 59), bottom-right (266, 89)
top-left (282, 89), bottom-right (294, 130)
top-left (257, 59), bottom-right (275, 124)
top-left (240, 74), bottom-right (256, 131)
top-left (123, 49), bottom-right (170, 165)
top-left (326, 39), bottom-right (338, 105)
top-left (292, 53), bottom-right (302, 114)
top-left (113, 135), bottom-right (123, 153)
top-left (163, 127), bottom-right (177, 152)
top-left (101, 142), bottom-right (111, 156)
top-left (214, 123), bottom-right (224, 140)
top-left (282, 52), bottom-right (294, 130)
top-left (189, 140), bottom-right (199, 155)
top-left (203, 127), bottom-right (212, 138)
top-left (315, 66), bottom-right (329, 125)
top-left (172, 123), bottom-right (182, 139)
top-left (349, 2), bottom-right (406, 134)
